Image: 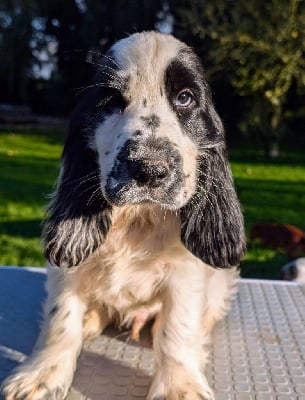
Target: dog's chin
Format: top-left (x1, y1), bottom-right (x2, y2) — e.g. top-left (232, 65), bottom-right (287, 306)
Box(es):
top-left (102, 181), bottom-right (181, 210)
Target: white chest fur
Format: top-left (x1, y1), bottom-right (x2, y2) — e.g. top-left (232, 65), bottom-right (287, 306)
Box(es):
top-left (67, 205), bottom-right (181, 316)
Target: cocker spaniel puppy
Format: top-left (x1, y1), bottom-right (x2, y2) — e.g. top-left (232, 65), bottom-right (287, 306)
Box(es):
top-left (2, 32), bottom-right (246, 400)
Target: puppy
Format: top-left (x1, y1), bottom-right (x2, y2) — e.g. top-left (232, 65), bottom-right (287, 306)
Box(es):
top-left (2, 31), bottom-right (246, 400)
top-left (251, 222), bottom-right (305, 259)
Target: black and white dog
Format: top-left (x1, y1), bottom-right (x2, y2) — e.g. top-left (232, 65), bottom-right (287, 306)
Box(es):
top-left (2, 32), bottom-right (246, 400)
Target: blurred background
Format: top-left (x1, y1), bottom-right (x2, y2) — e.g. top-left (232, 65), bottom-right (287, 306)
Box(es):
top-left (0, 0), bottom-right (304, 278)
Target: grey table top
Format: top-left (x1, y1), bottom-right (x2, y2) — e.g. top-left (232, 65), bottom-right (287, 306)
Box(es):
top-left (0, 267), bottom-right (305, 400)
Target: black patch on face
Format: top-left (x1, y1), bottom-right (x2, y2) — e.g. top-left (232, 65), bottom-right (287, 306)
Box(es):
top-left (140, 114), bottom-right (160, 132)
top-left (165, 49), bottom-right (224, 147)
top-left (143, 98), bottom-right (147, 107)
top-left (104, 137), bottom-right (183, 208)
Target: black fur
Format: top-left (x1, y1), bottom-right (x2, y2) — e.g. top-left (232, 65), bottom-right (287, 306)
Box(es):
top-left (281, 262), bottom-right (298, 281)
top-left (165, 50), bottom-right (246, 268)
top-left (43, 48), bottom-right (130, 268)
top-left (43, 88), bottom-right (113, 268)
top-left (44, 35), bottom-right (246, 269)
top-left (180, 144), bottom-right (246, 268)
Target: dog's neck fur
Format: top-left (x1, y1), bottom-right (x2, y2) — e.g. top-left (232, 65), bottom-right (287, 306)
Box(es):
top-left (73, 205), bottom-right (182, 319)
top-left (104, 204), bottom-right (181, 255)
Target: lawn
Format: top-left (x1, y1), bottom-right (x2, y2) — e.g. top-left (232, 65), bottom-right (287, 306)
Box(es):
top-left (0, 127), bottom-right (64, 266)
top-left (229, 137), bottom-right (305, 278)
top-left (1, 127), bottom-right (304, 279)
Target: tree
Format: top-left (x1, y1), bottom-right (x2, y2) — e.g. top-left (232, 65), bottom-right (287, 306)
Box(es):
top-left (172, 0), bottom-right (305, 157)
top-left (0, 0), bottom-right (167, 112)
top-left (0, 0), bottom-right (38, 103)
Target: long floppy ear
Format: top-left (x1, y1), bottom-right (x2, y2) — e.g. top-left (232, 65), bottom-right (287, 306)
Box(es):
top-left (43, 91), bottom-right (112, 268)
top-left (180, 103), bottom-right (246, 268)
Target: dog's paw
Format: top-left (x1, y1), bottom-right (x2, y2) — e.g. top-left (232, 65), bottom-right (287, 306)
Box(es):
top-left (147, 371), bottom-right (215, 400)
top-left (1, 363), bottom-right (70, 400)
top-left (149, 389), bottom-right (214, 400)
top-left (151, 393), bottom-right (213, 400)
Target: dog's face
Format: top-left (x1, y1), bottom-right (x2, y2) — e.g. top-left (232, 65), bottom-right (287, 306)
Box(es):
top-left (91, 33), bottom-right (215, 209)
top-left (44, 32), bottom-right (246, 268)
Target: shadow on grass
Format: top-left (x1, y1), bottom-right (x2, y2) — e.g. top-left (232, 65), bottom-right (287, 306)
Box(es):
top-left (0, 153), bottom-right (60, 181)
top-left (235, 177), bottom-right (305, 233)
top-left (0, 154), bottom-right (59, 205)
top-left (0, 219), bottom-right (42, 238)
top-left (240, 256), bottom-right (288, 280)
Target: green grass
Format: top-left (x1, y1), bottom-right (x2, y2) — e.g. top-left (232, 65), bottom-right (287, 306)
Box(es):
top-left (0, 127), bottom-right (64, 266)
top-left (230, 137), bottom-right (305, 278)
top-left (0, 127), bottom-right (304, 279)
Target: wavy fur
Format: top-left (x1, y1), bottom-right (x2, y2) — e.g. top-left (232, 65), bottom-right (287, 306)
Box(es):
top-left (2, 32), bottom-right (246, 400)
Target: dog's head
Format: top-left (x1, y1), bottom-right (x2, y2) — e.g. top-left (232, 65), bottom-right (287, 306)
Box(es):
top-left (44, 32), bottom-right (246, 268)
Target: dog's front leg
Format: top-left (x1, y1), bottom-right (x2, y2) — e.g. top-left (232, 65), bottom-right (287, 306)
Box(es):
top-left (148, 250), bottom-right (214, 400)
top-left (1, 267), bottom-right (86, 400)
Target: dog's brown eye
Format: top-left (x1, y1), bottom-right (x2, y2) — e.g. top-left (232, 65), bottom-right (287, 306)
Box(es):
top-left (175, 90), bottom-right (193, 108)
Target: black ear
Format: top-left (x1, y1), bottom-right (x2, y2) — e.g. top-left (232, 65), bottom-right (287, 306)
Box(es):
top-left (43, 91), bottom-right (112, 268)
top-left (180, 105), bottom-right (246, 268)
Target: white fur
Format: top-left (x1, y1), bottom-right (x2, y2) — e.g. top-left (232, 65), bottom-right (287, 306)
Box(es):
top-left (1, 32), bottom-right (240, 400)
top-left (2, 205), bottom-right (238, 400)
top-left (94, 32), bottom-right (198, 210)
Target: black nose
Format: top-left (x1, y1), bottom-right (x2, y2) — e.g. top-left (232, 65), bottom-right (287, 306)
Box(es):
top-left (128, 159), bottom-right (170, 186)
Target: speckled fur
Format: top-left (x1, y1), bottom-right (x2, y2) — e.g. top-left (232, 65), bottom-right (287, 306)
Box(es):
top-left (1, 32), bottom-right (245, 400)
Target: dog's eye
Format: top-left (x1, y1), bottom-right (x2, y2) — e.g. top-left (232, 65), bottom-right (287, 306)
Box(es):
top-left (174, 90), bottom-right (194, 108)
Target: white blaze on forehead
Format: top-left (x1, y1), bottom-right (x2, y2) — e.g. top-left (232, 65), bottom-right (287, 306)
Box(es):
top-left (111, 32), bottom-right (184, 103)
top-left (92, 32), bottom-right (199, 208)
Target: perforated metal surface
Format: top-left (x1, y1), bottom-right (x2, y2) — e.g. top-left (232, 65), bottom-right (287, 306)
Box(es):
top-left (0, 268), bottom-right (305, 400)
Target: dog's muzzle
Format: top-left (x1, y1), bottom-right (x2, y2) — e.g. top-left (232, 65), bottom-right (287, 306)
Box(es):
top-left (104, 137), bottom-right (183, 207)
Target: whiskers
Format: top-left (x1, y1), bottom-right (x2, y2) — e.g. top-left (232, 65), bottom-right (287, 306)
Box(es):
top-left (61, 169), bottom-right (100, 188)
top-left (199, 141), bottom-right (224, 151)
top-left (198, 170), bottom-right (232, 191)
top-left (58, 169), bottom-right (104, 205)
top-left (86, 185), bottom-right (103, 206)
top-left (85, 51), bottom-right (121, 70)
top-left (74, 51), bottom-right (125, 97)
top-left (75, 81), bottom-right (122, 97)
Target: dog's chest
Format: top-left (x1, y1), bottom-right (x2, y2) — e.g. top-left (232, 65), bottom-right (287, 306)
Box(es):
top-left (102, 256), bottom-right (167, 311)
top-left (82, 206), bottom-right (181, 311)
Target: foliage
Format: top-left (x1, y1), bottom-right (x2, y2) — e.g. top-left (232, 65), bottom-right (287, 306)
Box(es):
top-left (1, 0), bottom-right (305, 155)
top-left (172, 0), bottom-right (305, 155)
top-left (0, 0), bottom-right (38, 103)
top-left (0, 0), bottom-right (165, 107)
top-left (1, 128), bottom-right (305, 280)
